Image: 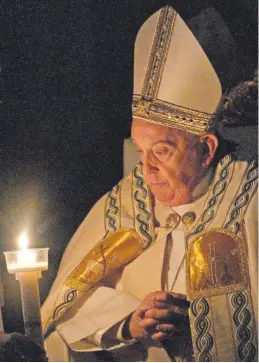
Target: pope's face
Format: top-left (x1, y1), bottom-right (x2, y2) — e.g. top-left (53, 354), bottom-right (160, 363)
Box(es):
top-left (131, 118), bottom-right (206, 207)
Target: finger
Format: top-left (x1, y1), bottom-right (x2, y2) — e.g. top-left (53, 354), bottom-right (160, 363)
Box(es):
top-left (144, 308), bottom-right (170, 320)
top-left (140, 318), bottom-right (158, 329)
top-left (157, 318), bottom-right (190, 335)
top-left (168, 294), bottom-right (190, 309)
top-left (142, 330), bottom-right (151, 339)
top-left (153, 300), bottom-right (170, 309)
top-left (134, 308), bottom-right (146, 320)
top-left (170, 292), bottom-right (187, 299)
top-left (144, 291), bottom-right (171, 305)
top-left (156, 323), bottom-right (177, 333)
top-left (145, 308), bottom-right (188, 326)
top-left (168, 304), bottom-right (188, 315)
top-left (138, 301), bottom-right (169, 313)
top-left (151, 331), bottom-right (167, 341)
top-left (138, 303), bottom-right (158, 313)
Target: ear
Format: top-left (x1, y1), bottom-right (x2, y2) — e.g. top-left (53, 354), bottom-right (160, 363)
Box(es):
top-left (200, 133), bottom-right (219, 167)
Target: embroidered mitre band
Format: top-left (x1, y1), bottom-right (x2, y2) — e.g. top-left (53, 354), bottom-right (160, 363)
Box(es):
top-left (132, 6), bottom-right (222, 135)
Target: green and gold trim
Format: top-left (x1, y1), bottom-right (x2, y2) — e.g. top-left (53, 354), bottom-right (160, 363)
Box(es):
top-left (186, 154), bottom-right (234, 243)
top-left (186, 156), bottom-right (258, 361)
top-left (105, 183), bottom-right (121, 233)
top-left (224, 159), bottom-right (258, 234)
top-left (132, 164), bottom-right (155, 248)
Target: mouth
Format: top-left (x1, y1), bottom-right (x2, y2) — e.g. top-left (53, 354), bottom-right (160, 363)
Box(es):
top-left (149, 182), bottom-right (168, 187)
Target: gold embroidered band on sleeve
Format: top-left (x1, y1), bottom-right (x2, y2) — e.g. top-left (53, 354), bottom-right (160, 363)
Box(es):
top-left (65, 228), bottom-right (146, 292)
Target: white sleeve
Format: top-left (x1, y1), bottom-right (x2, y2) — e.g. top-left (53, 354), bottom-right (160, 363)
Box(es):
top-left (55, 286), bottom-right (139, 351)
top-left (43, 186), bottom-right (140, 353)
top-left (96, 315), bottom-right (136, 350)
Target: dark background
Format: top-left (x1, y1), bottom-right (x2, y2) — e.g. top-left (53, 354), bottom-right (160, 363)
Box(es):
top-left (0, 0), bottom-right (257, 333)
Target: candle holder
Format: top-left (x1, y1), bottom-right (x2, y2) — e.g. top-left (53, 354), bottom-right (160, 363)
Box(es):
top-left (4, 248), bottom-right (49, 348)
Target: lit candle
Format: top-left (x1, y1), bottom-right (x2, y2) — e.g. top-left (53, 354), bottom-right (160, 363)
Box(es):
top-left (17, 233), bottom-right (36, 266)
top-left (5, 233), bottom-right (48, 274)
top-left (4, 233), bottom-right (49, 348)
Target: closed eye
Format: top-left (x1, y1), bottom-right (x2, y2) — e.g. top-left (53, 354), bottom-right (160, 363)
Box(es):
top-left (152, 144), bottom-right (174, 160)
top-left (154, 149), bottom-right (166, 155)
top-left (153, 148), bottom-right (171, 155)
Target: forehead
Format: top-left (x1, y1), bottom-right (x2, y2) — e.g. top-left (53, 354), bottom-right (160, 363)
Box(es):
top-left (131, 117), bottom-right (172, 140)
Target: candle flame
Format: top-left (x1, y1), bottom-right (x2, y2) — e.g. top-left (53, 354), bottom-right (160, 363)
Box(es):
top-left (18, 233), bottom-right (28, 251)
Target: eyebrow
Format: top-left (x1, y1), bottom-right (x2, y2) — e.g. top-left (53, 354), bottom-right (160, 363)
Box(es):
top-left (130, 137), bottom-right (176, 148)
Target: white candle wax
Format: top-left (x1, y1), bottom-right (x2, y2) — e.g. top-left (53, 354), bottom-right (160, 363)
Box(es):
top-left (17, 248), bottom-right (36, 266)
top-left (16, 271), bottom-right (44, 347)
top-left (4, 233), bottom-right (48, 274)
top-left (3, 233), bottom-right (49, 348)
top-left (7, 261), bottom-right (48, 274)
top-left (4, 248), bottom-right (48, 274)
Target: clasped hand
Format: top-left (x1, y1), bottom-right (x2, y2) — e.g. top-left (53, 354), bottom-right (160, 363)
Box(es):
top-left (126, 291), bottom-right (190, 341)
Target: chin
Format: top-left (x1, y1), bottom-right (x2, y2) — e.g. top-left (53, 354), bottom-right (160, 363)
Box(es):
top-left (150, 187), bottom-right (175, 204)
top-left (151, 186), bottom-right (192, 207)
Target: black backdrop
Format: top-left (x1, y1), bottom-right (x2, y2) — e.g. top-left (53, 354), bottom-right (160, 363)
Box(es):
top-left (0, 0), bottom-right (257, 333)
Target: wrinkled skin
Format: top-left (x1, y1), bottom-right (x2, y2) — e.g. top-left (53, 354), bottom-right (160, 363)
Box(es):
top-left (131, 118), bottom-right (218, 207)
top-left (126, 118), bottom-right (218, 342)
top-left (0, 332), bottom-right (47, 362)
top-left (125, 291), bottom-right (190, 341)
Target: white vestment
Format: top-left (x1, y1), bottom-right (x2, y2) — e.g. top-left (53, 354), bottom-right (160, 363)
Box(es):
top-left (42, 156), bottom-right (258, 362)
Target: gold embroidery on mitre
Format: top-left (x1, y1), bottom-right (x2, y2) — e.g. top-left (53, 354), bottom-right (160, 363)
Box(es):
top-left (65, 228), bottom-right (146, 292)
top-left (132, 7), bottom-right (215, 135)
top-left (141, 7), bottom-right (177, 100)
top-left (132, 96), bottom-right (214, 135)
top-left (186, 229), bottom-right (249, 300)
top-left (138, 99), bottom-right (152, 117)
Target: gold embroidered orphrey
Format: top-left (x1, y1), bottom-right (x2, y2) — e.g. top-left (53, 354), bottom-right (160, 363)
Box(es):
top-left (132, 6), bottom-right (215, 134)
top-left (141, 7), bottom-right (177, 101)
top-left (186, 228), bottom-right (249, 300)
top-left (65, 229), bottom-right (147, 292)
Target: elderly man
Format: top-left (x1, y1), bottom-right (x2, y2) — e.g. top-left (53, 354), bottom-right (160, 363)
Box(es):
top-left (42, 6), bottom-right (258, 362)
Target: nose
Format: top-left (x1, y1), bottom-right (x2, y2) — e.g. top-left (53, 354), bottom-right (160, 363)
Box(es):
top-left (142, 151), bottom-right (159, 174)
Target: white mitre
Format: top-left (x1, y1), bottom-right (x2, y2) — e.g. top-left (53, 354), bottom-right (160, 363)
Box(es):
top-left (132, 6), bottom-right (222, 135)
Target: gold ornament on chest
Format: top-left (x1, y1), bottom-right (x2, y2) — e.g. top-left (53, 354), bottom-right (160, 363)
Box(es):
top-left (165, 211), bottom-right (181, 229)
top-left (182, 211), bottom-right (196, 227)
top-left (165, 210), bottom-right (196, 230)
